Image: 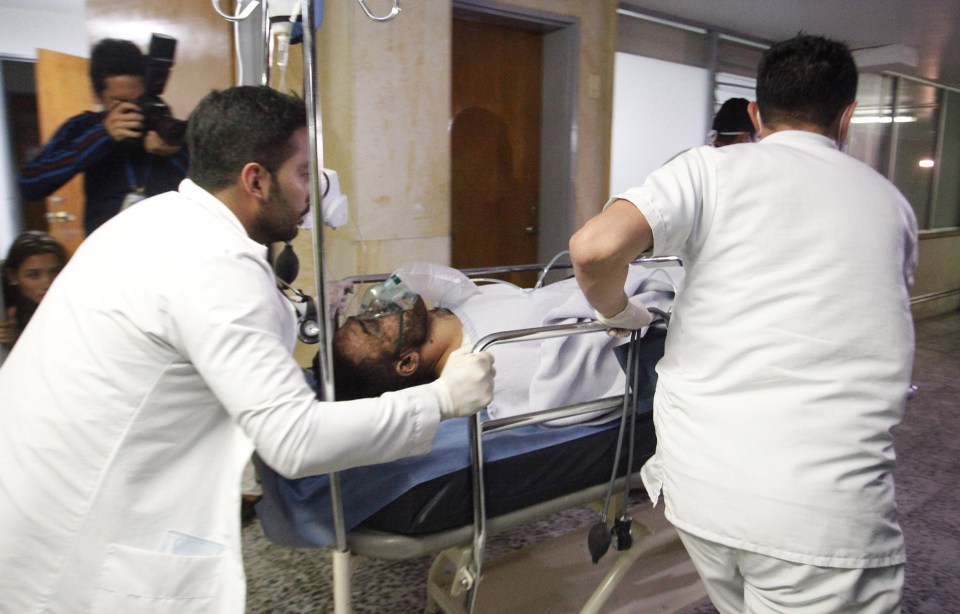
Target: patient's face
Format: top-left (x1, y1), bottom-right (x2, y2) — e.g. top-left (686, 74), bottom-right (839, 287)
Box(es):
top-left (335, 295), bottom-right (430, 364)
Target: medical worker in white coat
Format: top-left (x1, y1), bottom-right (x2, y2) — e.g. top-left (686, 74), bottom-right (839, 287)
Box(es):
top-left (571, 35), bottom-right (917, 613)
top-left (0, 86), bottom-right (494, 613)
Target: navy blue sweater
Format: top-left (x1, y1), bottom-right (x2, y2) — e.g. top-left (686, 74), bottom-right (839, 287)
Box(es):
top-left (20, 111), bottom-right (188, 235)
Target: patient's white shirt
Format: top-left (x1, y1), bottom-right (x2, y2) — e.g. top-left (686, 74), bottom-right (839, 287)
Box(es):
top-left (614, 131), bottom-right (918, 568)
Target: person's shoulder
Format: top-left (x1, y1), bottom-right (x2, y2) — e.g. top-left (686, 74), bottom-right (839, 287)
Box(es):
top-left (47, 110), bottom-right (107, 139)
top-left (61, 110), bottom-right (105, 128)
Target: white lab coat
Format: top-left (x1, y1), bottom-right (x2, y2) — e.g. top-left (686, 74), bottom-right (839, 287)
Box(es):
top-left (0, 180), bottom-right (442, 613)
top-left (614, 131), bottom-right (918, 568)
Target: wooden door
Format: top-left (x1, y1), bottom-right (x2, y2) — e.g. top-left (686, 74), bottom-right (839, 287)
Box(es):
top-left (451, 18), bottom-right (542, 284)
top-left (35, 49), bottom-right (91, 255)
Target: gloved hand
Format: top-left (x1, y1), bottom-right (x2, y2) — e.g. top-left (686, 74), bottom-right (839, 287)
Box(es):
top-left (327, 279), bottom-right (354, 321)
top-left (595, 295), bottom-right (653, 338)
top-left (430, 347), bottom-right (496, 420)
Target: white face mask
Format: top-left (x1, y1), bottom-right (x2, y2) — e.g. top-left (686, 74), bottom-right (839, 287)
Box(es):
top-left (837, 104), bottom-right (854, 154)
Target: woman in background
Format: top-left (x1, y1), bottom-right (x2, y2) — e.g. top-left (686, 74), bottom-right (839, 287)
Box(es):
top-left (1, 231), bottom-right (67, 350)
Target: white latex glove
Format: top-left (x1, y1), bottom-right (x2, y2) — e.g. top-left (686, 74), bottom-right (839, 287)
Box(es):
top-left (595, 295), bottom-right (653, 338)
top-left (429, 347), bottom-right (496, 420)
top-left (327, 279), bottom-right (354, 320)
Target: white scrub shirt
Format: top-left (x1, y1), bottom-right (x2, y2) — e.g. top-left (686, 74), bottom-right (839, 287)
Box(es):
top-left (614, 131), bottom-right (918, 568)
top-left (0, 180), bottom-right (443, 613)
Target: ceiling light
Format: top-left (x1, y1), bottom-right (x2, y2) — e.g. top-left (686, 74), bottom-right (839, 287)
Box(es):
top-left (850, 115), bottom-right (917, 124)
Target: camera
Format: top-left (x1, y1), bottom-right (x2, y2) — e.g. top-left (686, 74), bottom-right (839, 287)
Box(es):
top-left (137, 34), bottom-right (187, 147)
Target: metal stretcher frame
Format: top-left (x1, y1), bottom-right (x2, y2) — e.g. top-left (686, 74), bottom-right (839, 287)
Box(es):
top-left (322, 257), bottom-right (683, 613)
top-left (219, 2), bottom-right (685, 610)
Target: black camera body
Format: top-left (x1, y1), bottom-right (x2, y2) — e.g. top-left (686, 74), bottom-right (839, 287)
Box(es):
top-left (138, 34), bottom-right (187, 147)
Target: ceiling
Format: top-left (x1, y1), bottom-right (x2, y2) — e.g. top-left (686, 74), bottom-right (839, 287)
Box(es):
top-left (5, 0), bottom-right (960, 87)
top-left (622, 0), bottom-right (960, 87)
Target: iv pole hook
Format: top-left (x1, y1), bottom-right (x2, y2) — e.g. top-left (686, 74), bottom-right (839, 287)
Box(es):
top-left (356, 0), bottom-right (401, 22)
top-left (211, 0), bottom-right (260, 21)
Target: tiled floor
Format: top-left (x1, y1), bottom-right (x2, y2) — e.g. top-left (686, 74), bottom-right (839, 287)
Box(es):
top-left (243, 311), bottom-right (960, 613)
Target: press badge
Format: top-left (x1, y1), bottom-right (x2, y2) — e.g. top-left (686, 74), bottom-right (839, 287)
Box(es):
top-left (121, 189), bottom-right (146, 211)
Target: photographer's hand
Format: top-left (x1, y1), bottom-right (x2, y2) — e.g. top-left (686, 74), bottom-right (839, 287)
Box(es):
top-left (103, 102), bottom-right (144, 141)
top-left (143, 131), bottom-right (182, 156)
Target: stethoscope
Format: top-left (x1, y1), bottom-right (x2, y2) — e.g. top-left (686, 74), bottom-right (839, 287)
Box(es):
top-left (273, 242), bottom-right (321, 344)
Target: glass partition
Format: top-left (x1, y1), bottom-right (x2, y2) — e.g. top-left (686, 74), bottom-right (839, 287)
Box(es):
top-left (891, 80), bottom-right (939, 227)
top-left (850, 73), bottom-right (959, 231)
top-left (931, 89), bottom-right (960, 229)
top-left (615, 9), bottom-right (960, 231)
top-left (849, 73), bottom-right (895, 174)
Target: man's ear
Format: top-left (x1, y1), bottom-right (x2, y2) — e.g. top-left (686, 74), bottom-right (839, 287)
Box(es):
top-left (747, 101), bottom-right (763, 135)
top-left (240, 162), bottom-right (270, 200)
top-left (395, 351), bottom-right (421, 377)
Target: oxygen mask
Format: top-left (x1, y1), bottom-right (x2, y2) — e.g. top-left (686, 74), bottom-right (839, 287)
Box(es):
top-left (357, 274), bottom-right (420, 320)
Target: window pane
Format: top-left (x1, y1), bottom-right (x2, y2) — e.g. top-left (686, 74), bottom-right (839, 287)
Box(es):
top-left (715, 72), bottom-right (755, 105)
top-left (932, 89), bottom-right (960, 229)
top-left (892, 80), bottom-right (938, 227)
top-left (716, 37), bottom-right (764, 79)
top-left (849, 73), bottom-right (895, 175)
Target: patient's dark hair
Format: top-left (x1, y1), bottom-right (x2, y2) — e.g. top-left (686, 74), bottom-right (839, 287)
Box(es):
top-left (756, 34), bottom-right (857, 129)
top-left (186, 86), bottom-right (307, 192)
top-left (89, 39), bottom-right (145, 95)
top-left (331, 334), bottom-right (433, 401)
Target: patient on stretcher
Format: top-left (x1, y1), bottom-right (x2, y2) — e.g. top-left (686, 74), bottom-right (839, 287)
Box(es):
top-left (331, 263), bottom-right (679, 422)
top-left (256, 263), bottom-right (676, 547)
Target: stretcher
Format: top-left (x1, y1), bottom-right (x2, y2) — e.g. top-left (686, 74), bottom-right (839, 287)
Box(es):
top-left (256, 258), bottom-right (686, 613)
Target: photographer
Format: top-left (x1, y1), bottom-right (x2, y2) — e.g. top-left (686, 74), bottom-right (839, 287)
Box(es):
top-left (20, 38), bottom-right (188, 236)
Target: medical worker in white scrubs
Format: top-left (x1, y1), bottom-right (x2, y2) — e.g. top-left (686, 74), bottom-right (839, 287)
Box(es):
top-left (571, 35), bottom-right (917, 613)
top-left (0, 86), bottom-right (494, 613)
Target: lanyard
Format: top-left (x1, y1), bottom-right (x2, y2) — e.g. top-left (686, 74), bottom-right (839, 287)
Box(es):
top-left (124, 157), bottom-right (154, 193)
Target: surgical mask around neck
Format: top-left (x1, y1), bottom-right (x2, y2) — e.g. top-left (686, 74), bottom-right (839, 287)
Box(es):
top-left (837, 104), bottom-right (853, 154)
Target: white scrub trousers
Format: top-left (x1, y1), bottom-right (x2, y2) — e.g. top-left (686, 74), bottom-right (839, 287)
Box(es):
top-left (677, 528), bottom-right (904, 613)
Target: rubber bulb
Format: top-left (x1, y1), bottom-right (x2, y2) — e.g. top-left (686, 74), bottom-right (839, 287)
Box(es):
top-left (274, 242), bottom-right (299, 284)
top-left (588, 521), bottom-right (612, 563)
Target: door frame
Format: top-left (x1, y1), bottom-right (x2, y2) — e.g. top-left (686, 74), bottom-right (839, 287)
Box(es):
top-left (451, 0), bottom-right (580, 265)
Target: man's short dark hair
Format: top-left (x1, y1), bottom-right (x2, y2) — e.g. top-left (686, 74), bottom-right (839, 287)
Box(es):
top-left (756, 34), bottom-right (858, 129)
top-left (713, 98), bottom-right (754, 134)
top-left (331, 344), bottom-right (406, 401)
top-left (89, 39), bottom-right (145, 95)
top-left (186, 86), bottom-right (307, 192)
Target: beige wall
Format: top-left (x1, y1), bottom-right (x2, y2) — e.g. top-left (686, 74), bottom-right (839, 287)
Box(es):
top-left (912, 232), bottom-right (960, 320)
top-left (310, 0), bottom-right (618, 284)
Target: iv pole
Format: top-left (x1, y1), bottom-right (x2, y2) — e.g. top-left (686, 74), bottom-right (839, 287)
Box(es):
top-left (215, 2), bottom-right (401, 611)
top-left (296, 2), bottom-right (354, 613)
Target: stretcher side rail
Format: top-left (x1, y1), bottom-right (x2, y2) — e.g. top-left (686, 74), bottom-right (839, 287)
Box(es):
top-left (326, 260), bottom-right (675, 613)
top-left (460, 320), bottom-right (644, 611)
top-left (337, 256), bottom-right (683, 288)
top-left (338, 322), bottom-right (650, 595)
